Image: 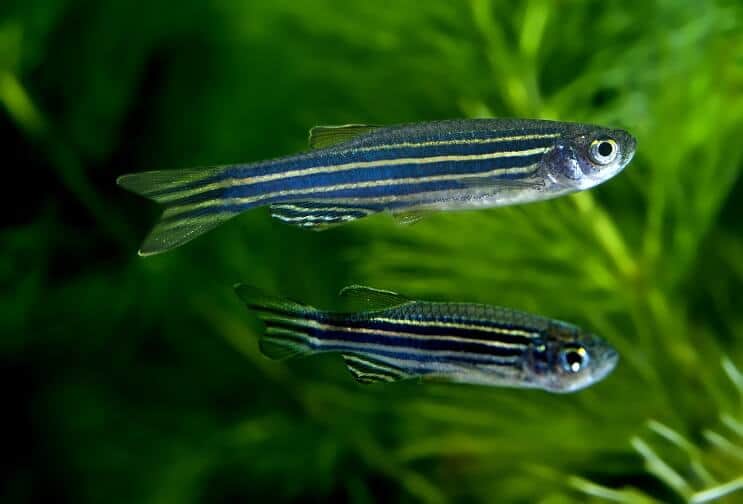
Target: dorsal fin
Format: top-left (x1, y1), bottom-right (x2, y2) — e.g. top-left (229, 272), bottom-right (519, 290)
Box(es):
top-left (338, 285), bottom-right (411, 311)
top-left (308, 124), bottom-right (379, 149)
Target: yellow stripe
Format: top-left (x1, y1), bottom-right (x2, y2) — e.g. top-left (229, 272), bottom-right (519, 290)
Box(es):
top-left (152, 184), bottom-right (517, 233)
top-left (342, 132), bottom-right (560, 154)
top-left (157, 135), bottom-right (558, 203)
top-left (226, 146), bottom-right (548, 186)
top-left (370, 317), bottom-right (541, 338)
top-left (162, 160), bottom-right (542, 219)
top-left (318, 338), bottom-right (522, 360)
top-left (265, 317), bottom-right (520, 361)
top-left (263, 314), bottom-right (533, 348)
top-left (152, 183), bottom-right (520, 233)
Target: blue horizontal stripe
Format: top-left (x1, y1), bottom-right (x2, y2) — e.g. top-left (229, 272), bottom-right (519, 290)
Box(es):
top-left (318, 330), bottom-right (524, 357)
top-left (263, 319), bottom-right (531, 357)
top-left (286, 135), bottom-right (555, 171)
top-left (166, 153), bottom-right (542, 208)
top-left (345, 319), bottom-right (538, 345)
top-left (159, 178), bottom-right (474, 224)
top-left (319, 344), bottom-right (515, 365)
top-left (251, 305), bottom-right (541, 344)
top-left (147, 132), bottom-right (557, 198)
top-left (239, 172), bottom-right (458, 200)
top-left (235, 152), bottom-right (542, 193)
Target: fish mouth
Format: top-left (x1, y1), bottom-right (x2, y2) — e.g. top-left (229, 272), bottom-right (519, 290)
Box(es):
top-left (592, 347), bottom-right (619, 384)
top-left (614, 130), bottom-right (637, 171)
top-left (622, 135), bottom-right (637, 166)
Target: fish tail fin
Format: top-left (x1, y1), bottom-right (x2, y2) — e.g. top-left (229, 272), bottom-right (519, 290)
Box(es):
top-left (117, 167), bottom-right (240, 256)
top-left (234, 284), bottom-right (320, 360)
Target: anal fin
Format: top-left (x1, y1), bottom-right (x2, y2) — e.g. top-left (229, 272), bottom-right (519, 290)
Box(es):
top-left (342, 354), bottom-right (409, 384)
top-left (270, 201), bottom-right (379, 229)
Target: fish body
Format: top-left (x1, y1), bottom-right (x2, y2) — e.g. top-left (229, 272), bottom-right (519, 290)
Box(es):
top-left (235, 284), bottom-right (618, 393)
top-left (118, 119), bottom-right (636, 255)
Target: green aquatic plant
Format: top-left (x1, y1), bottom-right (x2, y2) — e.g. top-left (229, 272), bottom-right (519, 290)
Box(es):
top-left (344, 1), bottom-right (743, 500)
top-left (1, 0), bottom-right (742, 502)
top-left (568, 359), bottom-right (743, 503)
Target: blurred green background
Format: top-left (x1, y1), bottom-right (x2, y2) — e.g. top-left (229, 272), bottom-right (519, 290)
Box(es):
top-left (2, 0), bottom-right (743, 502)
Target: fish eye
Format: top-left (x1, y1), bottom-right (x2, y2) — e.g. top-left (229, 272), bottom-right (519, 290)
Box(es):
top-left (560, 346), bottom-right (589, 373)
top-left (589, 138), bottom-right (619, 165)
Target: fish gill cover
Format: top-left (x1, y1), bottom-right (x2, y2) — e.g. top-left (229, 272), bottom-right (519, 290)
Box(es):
top-left (1, 0), bottom-right (742, 502)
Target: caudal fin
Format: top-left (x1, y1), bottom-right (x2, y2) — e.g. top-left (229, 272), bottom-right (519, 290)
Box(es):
top-left (234, 284), bottom-right (319, 360)
top-left (117, 167), bottom-right (239, 256)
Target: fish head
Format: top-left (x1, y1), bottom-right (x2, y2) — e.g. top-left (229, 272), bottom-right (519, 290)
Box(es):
top-left (526, 322), bottom-right (619, 393)
top-left (540, 125), bottom-right (636, 191)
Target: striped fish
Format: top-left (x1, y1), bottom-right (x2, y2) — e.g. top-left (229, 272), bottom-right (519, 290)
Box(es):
top-left (117, 119), bottom-right (636, 256)
top-left (235, 284), bottom-right (618, 393)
